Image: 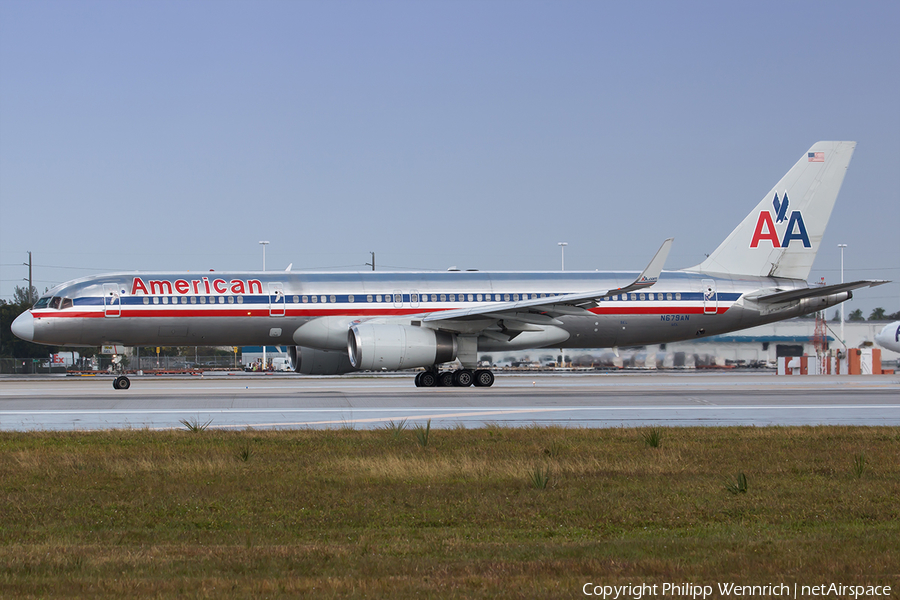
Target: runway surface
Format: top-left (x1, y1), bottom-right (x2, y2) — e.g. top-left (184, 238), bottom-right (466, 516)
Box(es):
top-left (0, 372), bottom-right (898, 431)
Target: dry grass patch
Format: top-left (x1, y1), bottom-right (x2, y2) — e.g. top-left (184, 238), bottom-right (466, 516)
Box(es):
top-left (1, 426), bottom-right (898, 598)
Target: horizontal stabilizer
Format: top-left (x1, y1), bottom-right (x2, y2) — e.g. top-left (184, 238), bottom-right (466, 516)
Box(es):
top-left (751, 280), bottom-right (888, 304)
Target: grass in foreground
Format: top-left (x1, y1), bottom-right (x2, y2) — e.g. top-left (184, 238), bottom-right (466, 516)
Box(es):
top-left (1, 426), bottom-right (898, 598)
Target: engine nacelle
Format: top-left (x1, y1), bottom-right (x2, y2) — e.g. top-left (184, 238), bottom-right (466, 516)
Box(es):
top-left (798, 291), bottom-right (851, 315)
top-left (288, 346), bottom-right (357, 375)
top-left (348, 324), bottom-right (457, 371)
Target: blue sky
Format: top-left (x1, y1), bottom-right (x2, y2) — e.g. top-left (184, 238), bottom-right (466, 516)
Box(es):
top-left (1, 1), bottom-right (898, 316)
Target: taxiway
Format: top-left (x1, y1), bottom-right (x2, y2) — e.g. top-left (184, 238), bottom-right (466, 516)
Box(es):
top-left (0, 372), bottom-right (897, 431)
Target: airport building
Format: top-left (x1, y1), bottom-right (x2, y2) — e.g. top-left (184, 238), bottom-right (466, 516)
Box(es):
top-left (482, 318), bottom-right (900, 370)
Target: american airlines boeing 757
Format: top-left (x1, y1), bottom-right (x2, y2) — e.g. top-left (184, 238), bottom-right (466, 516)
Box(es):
top-left (12, 141), bottom-right (887, 389)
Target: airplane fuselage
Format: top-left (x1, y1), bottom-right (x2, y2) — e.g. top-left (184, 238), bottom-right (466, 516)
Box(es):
top-left (18, 269), bottom-right (845, 351)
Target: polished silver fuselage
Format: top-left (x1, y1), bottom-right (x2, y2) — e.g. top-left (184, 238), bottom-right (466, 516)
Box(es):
top-left (22, 269), bottom-right (830, 350)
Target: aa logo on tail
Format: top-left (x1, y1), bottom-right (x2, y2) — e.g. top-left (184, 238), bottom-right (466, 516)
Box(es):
top-left (750, 192), bottom-right (811, 248)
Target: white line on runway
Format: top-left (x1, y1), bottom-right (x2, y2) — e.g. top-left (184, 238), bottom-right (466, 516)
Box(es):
top-left (3, 405), bottom-right (899, 416)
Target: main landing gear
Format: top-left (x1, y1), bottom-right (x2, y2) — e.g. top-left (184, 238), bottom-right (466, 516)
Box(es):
top-left (113, 376), bottom-right (131, 390)
top-left (414, 368), bottom-right (494, 388)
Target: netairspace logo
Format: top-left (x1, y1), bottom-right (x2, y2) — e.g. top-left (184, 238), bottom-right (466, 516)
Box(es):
top-left (581, 582), bottom-right (892, 599)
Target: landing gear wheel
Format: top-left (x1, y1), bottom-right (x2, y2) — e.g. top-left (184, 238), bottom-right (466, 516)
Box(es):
top-left (419, 371), bottom-right (437, 387)
top-left (473, 369), bottom-right (495, 387)
top-left (454, 369), bottom-right (474, 387)
top-left (113, 376), bottom-right (131, 390)
top-left (438, 371), bottom-right (455, 387)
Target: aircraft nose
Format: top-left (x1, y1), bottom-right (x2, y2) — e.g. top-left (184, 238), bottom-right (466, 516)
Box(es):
top-left (11, 311), bottom-right (34, 342)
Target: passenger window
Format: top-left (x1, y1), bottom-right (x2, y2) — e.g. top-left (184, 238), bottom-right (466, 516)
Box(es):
top-left (181, 297), bottom-right (188, 304)
top-left (143, 297), bottom-right (150, 305)
top-left (449, 294), bottom-right (456, 302)
top-left (367, 295), bottom-right (373, 302)
top-left (302, 295), bottom-right (308, 303)
top-left (236, 296), bottom-right (243, 304)
top-left (330, 295), bottom-right (336, 303)
top-left (218, 296), bottom-right (225, 304)
top-left (348, 295), bottom-right (355, 303)
top-left (321, 296), bottom-right (327, 303)
top-left (639, 293), bottom-right (645, 301)
top-left (440, 294), bottom-right (446, 302)
top-left (504, 294), bottom-right (510, 302)
top-left (191, 297), bottom-right (197, 304)
top-left (311, 295), bottom-right (318, 303)
top-left (162, 297), bottom-right (169, 304)
top-left (648, 293), bottom-right (654, 301)
top-left (666, 293), bottom-right (672, 301)
top-left (477, 294), bottom-right (482, 302)
top-left (675, 292), bottom-right (681, 300)
top-left (513, 294), bottom-right (519, 301)
top-left (376, 294), bottom-right (382, 303)
top-left (153, 297), bottom-right (159, 305)
top-left (292, 296), bottom-right (299, 303)
top-left (228, 296), bottom-right (235, 304)
top-left (200, 297), bottom-right (206, 304)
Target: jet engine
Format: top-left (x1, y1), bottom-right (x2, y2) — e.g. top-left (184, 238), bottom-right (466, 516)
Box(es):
top-left (348, 324), bottom-right (457, 371)
top-left (798, 292), bottom-right (851, 314)
top-left (288, 346), bottom-right (357, 375)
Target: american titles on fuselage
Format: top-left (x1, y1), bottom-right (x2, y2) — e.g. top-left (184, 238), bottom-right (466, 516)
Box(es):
top-left (131, 277), bottom-right (263, 296)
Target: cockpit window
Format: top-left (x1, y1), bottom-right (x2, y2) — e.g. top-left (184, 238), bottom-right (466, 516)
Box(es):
top-left (61, 298), bottom-right (74, 310)
top-left (49, 297), bottom-right (62, 309)
top-left (33, 297), bottom-right (50, 309)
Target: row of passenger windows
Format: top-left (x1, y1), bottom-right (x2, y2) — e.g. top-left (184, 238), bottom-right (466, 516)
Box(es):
top-left (141, 296), bottom-right (244, 305)
top-left (605, 292), bottom-right (683, 301)
top-left (37, 291), bottom-right (688, 309)
top-left (136, 291), bottom-right (686, 305)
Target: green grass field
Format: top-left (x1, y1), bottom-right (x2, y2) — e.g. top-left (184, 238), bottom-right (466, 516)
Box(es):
top-left (1, 425), bottom-right (898, 598)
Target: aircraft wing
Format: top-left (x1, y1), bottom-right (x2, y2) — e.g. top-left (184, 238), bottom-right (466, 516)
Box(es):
top-left (422, 238), bottom-right (673, 326)
top-left (750, 280), bottom-right (888, 304)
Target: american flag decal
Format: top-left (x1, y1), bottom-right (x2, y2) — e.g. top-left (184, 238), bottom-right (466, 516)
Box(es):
top-left (808, 152), bottom-right (824, 162)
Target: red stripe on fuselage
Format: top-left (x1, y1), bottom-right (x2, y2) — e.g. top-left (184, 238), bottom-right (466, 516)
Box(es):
top-left (31, 304), bottom-right (729, 319)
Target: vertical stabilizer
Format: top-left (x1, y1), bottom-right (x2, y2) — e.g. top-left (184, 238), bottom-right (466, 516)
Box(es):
top-left (689, 141), bottom-right (855, 279)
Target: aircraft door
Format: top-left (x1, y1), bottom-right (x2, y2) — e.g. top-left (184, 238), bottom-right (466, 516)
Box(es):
top-left (269, 282), bottom-right (285, 317)
top-left (103, 283), bottom-right (121, 318)
top-left (702, 279), bottom-right (717, 315)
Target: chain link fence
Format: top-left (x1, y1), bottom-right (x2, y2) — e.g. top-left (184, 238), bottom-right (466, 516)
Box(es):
top-left (0, 356), bottom-right (243, 374)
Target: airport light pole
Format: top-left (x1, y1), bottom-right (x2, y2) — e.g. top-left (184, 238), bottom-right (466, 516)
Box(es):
top-left (259, 241), bottom-right (270, 371)
top-left (259, 241), bottom-right (269, 272)
top-left (838, 244), bottom-right (847, 343)
top-left (558, 242), bottom-right (568, 271)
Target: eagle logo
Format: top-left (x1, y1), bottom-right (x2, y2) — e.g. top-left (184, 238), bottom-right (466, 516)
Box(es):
top-left (772, 192), bottom-right (790, 223)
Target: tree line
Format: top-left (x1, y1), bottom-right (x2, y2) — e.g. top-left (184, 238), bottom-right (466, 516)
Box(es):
top-left (834, 308), bottom-right (900, 322)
